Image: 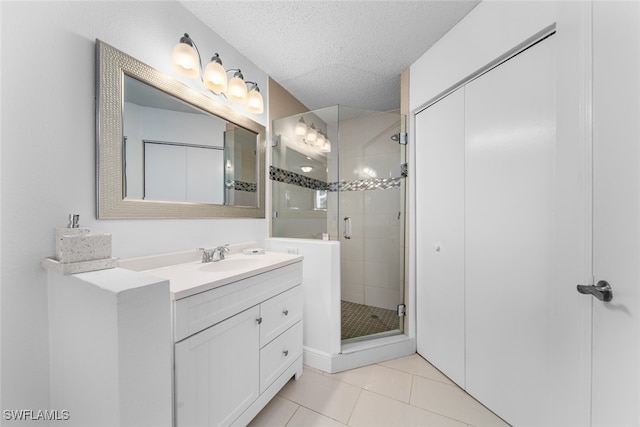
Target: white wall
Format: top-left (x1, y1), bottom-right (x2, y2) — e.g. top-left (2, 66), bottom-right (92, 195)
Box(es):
top-left (0, 1), bottom-right (268, 421)
top-left (410, 1), bottom-right (556, 111)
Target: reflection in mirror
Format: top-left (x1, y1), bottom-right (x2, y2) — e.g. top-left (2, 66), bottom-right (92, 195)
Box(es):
top-left (96, 39), bottom-right (265, 218)
top-left (123, 76), bottom-right (258, 207)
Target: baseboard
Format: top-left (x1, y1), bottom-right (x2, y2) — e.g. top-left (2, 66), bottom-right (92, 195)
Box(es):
top-left (303, 335), bottom-right (417, 374)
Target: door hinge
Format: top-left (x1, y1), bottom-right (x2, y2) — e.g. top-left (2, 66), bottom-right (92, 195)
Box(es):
top-left (397, 304), bottom-right (406, 317)
top-left (391, 132), bottom-right (408, 145)
top-left (401, 163), bottom-right (408, 178)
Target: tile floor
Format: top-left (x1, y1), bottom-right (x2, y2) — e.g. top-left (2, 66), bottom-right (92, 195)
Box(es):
top-left (249, 353), bottom-right (511, 427)
top-left (341, 300), bottom-right (399, 340)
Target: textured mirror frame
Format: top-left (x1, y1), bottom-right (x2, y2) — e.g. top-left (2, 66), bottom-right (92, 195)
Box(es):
top-left (95, 39), bottom-right (266, 219)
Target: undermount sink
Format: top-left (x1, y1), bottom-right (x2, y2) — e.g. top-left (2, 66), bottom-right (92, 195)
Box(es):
top-left (198, 258), bottom-right (261, 273)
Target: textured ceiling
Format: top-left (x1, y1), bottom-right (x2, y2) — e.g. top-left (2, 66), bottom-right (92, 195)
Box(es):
top-left (179, 0), bottom-right (480, 112)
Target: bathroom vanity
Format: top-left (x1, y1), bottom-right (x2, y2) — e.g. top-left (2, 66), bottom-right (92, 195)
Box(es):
top-left (46, 245), bottom-right (303, 427)
top-left (140, 248), bottom-right (304, 426)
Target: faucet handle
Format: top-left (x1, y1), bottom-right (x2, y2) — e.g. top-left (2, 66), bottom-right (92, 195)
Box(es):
top-left (198, 247), bottom-right (215, 263)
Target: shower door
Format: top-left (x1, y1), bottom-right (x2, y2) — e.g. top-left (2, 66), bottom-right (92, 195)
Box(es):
top-left (333, 106), bottom-right (407, 342)
top-left (270, 106), bottom-right (407, 344)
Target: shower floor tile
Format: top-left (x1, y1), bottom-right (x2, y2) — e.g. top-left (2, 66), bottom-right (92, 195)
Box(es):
top-left (341, 300), bottom-right (399, 340)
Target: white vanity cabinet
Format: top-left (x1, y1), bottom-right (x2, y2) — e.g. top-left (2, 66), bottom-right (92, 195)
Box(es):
top-left (172, 261), bottom-right (303, 427)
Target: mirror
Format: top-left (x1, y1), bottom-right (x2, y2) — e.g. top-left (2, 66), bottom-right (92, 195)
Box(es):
top-left (96, 39), bottom-right (265, 218)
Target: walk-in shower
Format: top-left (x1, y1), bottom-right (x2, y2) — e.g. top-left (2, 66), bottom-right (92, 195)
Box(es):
top-left (270, 105), bottom-right (407, 356)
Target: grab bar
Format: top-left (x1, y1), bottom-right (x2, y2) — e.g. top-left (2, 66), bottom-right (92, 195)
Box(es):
top-left (344, 217), bottom-right (352, 239)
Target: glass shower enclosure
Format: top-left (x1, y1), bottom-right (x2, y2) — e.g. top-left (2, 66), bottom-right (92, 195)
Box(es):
top-left (272, 105), bottom-right (407, 343)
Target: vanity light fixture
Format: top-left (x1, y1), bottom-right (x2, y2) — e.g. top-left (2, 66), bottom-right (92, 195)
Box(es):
top-left (300, 166), bottom-right (313, 173)
top-left (172, 33), bottom-right (264, 114)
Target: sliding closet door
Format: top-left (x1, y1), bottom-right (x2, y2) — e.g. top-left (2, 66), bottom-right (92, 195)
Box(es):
top-left (464, 36), bottom-right (556, 425)
top-left (415, 88), bottom-right (465, 387)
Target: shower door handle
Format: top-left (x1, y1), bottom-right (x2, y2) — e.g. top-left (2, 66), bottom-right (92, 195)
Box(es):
top-left (344, 217), bottom-right (352, 239)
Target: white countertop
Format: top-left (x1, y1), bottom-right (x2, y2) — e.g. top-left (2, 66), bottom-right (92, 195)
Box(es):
top-left (135, 251), bottom-right (303, 300)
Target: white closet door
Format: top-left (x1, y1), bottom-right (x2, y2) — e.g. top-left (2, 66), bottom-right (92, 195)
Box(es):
top-left (464, 37), bottom-right (556, 425)
top-left (415, 88), bottom-right (466, 387)
top-left (144, 143), bottom-right (187, 202)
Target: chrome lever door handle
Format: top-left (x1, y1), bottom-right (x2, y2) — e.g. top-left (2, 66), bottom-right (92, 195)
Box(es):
top-left (577, 280), bottom-right (613, 302)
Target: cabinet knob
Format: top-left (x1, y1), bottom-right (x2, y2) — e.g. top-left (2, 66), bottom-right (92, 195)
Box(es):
top-left (283, 350), bottom-right (289, 357)
top-left (256, 317), bottom-right (263, 325)
top-left (283, 309), bottom-right (289, 316)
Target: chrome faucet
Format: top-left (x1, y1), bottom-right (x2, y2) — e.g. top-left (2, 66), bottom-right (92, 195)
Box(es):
top-left (198, 245), bottom-right (230, 263)
top-left (212, 245), bottom-right (230, 261)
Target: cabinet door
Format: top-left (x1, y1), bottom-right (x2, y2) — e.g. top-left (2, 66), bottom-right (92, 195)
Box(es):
top-left (175, 306), bottom-right (260, 427)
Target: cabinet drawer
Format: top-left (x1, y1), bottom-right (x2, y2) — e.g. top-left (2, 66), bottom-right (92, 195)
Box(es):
top-left (174, 262), bottom-right (302, 342)
top-left (260, 285), bottom-right (302, 347)
top-left (259, 321), bottom-right (302, 394)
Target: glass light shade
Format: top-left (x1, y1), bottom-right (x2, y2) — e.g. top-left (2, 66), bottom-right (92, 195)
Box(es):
top-left (203, 61), bottom-right (227, 94)
top-left (295, 118), bottom-right (307, 137)
top-left (246, 89), bottom-right (264, 114)
top-left (321, 140), bottom-right (331, 153)
top-left (227, 76), bottom-right (248, 103)
top-left (306, 126), bottom-right (317, 143)
top-left (172, 42), bottom-right (199, 79)
top-left (316, 133), bottom-right (326, 147)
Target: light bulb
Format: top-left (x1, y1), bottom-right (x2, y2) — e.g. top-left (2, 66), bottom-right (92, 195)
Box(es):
top-left (316, 132), bottom-right (326, 147)
top-left (227, 71), bottom-right (247, 103)
top-left (172, 35), bottom-right (199, 79)
top-left (295, 117), bottom-right (307, 137)
top-left (306, 124), bottom-right (317, 143)
top-left (246, 88), bottom-right (264, 114)
top-left (321, 140), bottom-right (331, 153)
top-left (203, 56), bottom-right (227, 94)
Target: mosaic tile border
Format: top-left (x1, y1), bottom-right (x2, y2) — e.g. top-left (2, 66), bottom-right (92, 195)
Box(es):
top-left (270, 166), bottom-right (328, 190)
top-left (327, 178), bottom-right (402, 192)
top-left (270, 166), bottom-right (404, 192)
top-left (225, 180), bottom-right (257, 192)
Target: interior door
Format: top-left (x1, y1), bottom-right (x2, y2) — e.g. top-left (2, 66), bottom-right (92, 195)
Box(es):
top-left (415, 33), bottom-right (592, 425)
top-left (591, 2), bottom-right (640, 425)
top-left (415, 88), bottom-right (466, 387)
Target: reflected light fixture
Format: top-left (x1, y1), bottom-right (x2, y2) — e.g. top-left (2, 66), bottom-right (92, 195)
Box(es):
top-left (293, 115), bottom-right (331, 153)
top-left (306, 123), bottom-right (318, 143)
top-left (300, 166), bottom-right (313, 173)
top-left (295, 117), bottom-right (308, 137)
top-left (172, 33), bottom-right (263, 114)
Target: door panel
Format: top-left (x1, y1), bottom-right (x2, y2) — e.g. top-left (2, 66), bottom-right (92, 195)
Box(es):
top-left (592, 2), bottom-right (640, 425)
top-left (464, 36), bottom-right (557, 425)
top-left (415, 88), bottom-right (466, 387)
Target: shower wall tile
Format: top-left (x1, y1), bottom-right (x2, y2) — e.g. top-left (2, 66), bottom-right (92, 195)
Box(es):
top-left (364, 238), bottom-right (399, 264)
top-left (342, 260), bottom-right (365, 285)
top-left (365, 285), bottom-right (403, 312)
top-left (341, 237), bottom-right (365, 262)
top-left (363, 261), bottom-right (390, 289)
top-left (339, 191), bottom-right (365, 215)
top-left (365, 189), bottom-right (401, 214)
top-left (364, 215), bottom-right (395, 239)
top-left (341, 282), bottom-right (365, 304)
